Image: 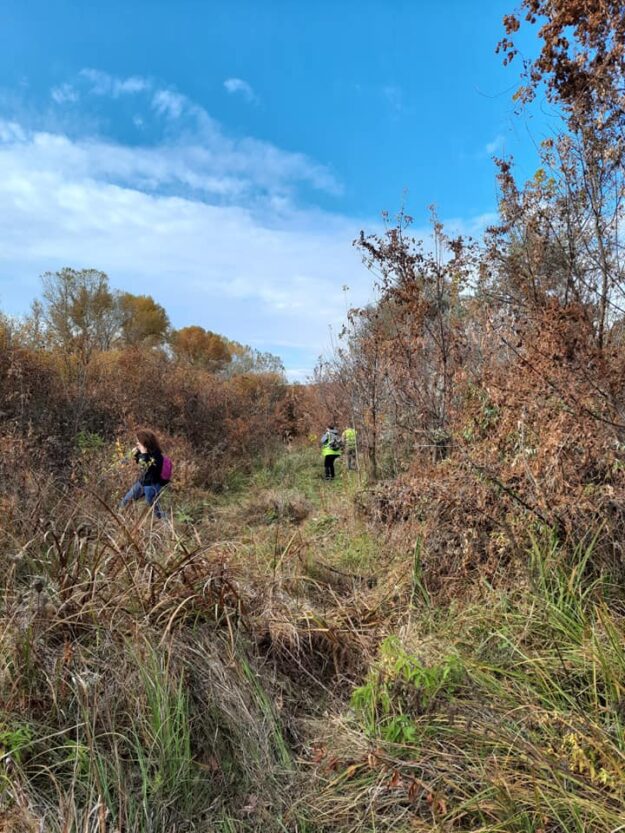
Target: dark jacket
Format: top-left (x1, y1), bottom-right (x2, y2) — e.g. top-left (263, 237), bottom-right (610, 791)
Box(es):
top-left (134, 449), bottom-right (164, 486)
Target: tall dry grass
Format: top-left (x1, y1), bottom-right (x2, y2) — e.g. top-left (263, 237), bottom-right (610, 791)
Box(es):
top-left (3, 447), bottom-right (625, 833)
top-left (0, 447), bottom-right (381, 831)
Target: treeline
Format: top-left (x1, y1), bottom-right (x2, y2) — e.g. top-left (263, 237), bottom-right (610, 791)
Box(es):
top-left (0, 268), bottom-right (312, 501)
top-left (14, 267), bottom-right (284, 375)
top-left (317, 0), bottom-right (625, 588)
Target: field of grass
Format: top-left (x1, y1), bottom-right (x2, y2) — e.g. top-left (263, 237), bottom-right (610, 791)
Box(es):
top-left (2, 447), bottom-right (625, 831)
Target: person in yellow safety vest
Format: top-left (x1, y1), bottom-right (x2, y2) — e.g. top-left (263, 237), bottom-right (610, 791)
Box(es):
top-left (320, 423), bottom-right (342, 480)
top-left (342, 427), bottom-right (357, 470)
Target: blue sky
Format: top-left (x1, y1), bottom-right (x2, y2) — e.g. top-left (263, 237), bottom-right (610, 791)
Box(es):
top-left (0, 0), bottom-right (543, 378)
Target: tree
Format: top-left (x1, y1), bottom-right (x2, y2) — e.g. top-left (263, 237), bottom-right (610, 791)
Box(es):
top-left (495, 1), bottom-right (625, 351)
top-left (40, 268), bottom-right (119, 361)
top-left (499, 0), bottom-right (625, 138)
top-left (355, 211), bottom-right (473, 448)
top-left (0, 313), bottom-right (13, 352)
top-left (225, 340), bottom-right (285, 377)
top-left (484, 138), bottom-right (625, 351)
top-left (117, 293), bottom-right (169, 347)
top-left (336, 308), bottom-right (388, 479)
top-left (170, 326), bottom-right (232, 371)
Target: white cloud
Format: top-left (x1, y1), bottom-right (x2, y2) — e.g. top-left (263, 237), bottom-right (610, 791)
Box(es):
top-left (0, 70), bottom-right (493, 376)
top-left (44, 70), bottom-right (341, 200)
top-left (51, 83), bottom-right (79, 104)
top-left (0, 117), bottom-right (369, 374)
top-left (286, 368), bottom-right (313, 383)
top-left (79, 68), bottom-right (150, 98)
top-left (0, 121), bottom-right (25, 142)
top-left (152, 89), bottom-right (187, 120)
top-left (485, 134), bottom-right (505, 155)
top-left (0, 120), bottom-right (339, 205)
top-left (224, 78), bottom-right (258, 104)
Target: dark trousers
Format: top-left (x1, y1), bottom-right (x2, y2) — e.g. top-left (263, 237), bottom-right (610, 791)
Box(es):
top-left (324, 455), bottom-right (338, 479)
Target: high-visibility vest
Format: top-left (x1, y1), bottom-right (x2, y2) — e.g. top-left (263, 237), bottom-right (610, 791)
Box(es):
top-left (321, 432), bottom-right (342, 457)
top-left (342, 428), bottom-right (357, 449)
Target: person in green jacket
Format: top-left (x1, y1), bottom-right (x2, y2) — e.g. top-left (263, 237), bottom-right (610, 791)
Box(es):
top-left (342, 426), bottom-right (357, 470)
top-left (320, 424), bottom-right (342, 480)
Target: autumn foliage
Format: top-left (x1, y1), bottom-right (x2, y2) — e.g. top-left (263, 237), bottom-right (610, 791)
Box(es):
top-left (0, 271), bottom-right (314, 547)
top-left (312, 1), bottom-right (625, 595)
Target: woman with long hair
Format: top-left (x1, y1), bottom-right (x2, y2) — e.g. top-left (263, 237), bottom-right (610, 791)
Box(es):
top-left (120, 429), bottom-right (166, 519)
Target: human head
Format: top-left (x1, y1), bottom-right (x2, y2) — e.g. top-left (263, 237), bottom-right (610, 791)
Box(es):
top-left (136, 429), bottom-right (162, 454)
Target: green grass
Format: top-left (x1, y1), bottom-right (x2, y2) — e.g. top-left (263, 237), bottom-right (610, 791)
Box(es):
top-left (304, 533), bottom-right (625, 832)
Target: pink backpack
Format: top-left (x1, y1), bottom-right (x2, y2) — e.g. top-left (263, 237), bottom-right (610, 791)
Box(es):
top-left (160, 456), bottom-right (173, 483)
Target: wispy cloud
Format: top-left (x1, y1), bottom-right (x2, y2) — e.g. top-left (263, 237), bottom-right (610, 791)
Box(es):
top-left (151, 89), bottom-right (187, 120)
top-left (79, 68), bottom-right (150, 97)
top-left (0, 69), bottom-right (490, 376)
top-left (0, 71), bottom-right (358, 374)
top-left (224, 77), bottom-right (259, 104)
top-left (382, 85), bottom-right (404, 114)
top-left (485, 134), bottom-right (505, 155)
top-left (40, 70), bottom-right (341, 201)
top-left (51, 83), bottom-right (79, 104)
top-left (0, 117), bottom-right (367, 373)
